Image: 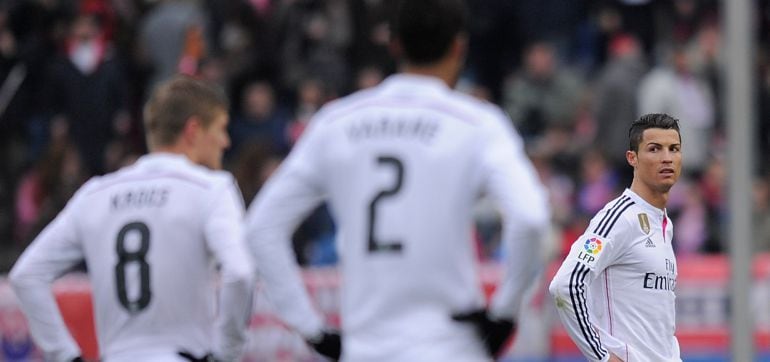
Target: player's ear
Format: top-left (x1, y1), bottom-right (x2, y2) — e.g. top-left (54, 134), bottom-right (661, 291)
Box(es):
top-left (181, 116), bottom-right (202, 144)
top-left (626, 150), bottom-right (637, 168)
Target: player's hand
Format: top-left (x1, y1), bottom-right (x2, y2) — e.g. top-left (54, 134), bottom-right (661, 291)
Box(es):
top-left (608, 353), bottom-right (624, 362)
top-left (177, 351), bottom-right (220, 362)
top-left (307, 330), bottom-right (342, 360)
top-left (452, 309), bottom-right (516, 358)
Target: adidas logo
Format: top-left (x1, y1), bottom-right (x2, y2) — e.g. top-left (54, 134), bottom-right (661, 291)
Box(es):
top-left (644, 238), bottom-right (655, 248)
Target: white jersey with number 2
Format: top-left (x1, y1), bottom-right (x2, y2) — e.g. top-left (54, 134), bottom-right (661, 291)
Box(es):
top-left (246, 74), bottom-right (550, 362)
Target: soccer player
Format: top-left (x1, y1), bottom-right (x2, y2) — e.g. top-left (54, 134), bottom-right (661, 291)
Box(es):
top-left (243, 0), bottom-right (550, 361)
top-left (9, 76), bottom-right (255, 362)
top-left (549, 113), bottom-right (683, 361)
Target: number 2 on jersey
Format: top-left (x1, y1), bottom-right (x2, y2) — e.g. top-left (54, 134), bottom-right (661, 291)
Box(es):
top-left (368, 156), bottom-right (404, 253)
top-left (115, 222), bottom-right (151, 313)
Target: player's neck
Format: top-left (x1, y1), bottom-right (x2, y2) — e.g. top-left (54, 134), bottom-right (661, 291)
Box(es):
top-left (629, 181), bottom-right (668, 210)
top-left (401, 62), bottom-right (459, 88)
top-left (151, 144), bottom-right (195, 163)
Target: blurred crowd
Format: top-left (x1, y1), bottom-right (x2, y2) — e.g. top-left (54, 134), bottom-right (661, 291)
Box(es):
top-left (1, 0), bottom-right (770, 272)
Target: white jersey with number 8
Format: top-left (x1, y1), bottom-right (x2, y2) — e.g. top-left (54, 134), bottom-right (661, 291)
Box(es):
top-left (10, 153), bottom-right (254, 362)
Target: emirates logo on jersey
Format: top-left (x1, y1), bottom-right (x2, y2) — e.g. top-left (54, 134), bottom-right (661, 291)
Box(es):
top-left (583, 238), bottom-right (603, 255)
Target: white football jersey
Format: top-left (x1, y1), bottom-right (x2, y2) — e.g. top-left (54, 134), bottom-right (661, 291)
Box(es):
top-left (246, 74), bottom-right (550, 362)
top-left (10, 153), bottom-right (254, 362)
top-left (549, 189), bottom-right (681, 362)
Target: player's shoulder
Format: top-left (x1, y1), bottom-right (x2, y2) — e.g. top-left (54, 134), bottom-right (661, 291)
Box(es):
top-left (449, 88), bottom-right (502, 113)
top-left (64, 167), bottom-right (134, 209)
top-left (86, 155), bottom-right (235, 196)
top-left (444, 89), bottom-right (511, 127)
top-left (76, 164), bottom-right (136, 196)
top-left (177, 162), bottom-right (236, 190)
top-left (448, 92), bottom-right (524, 144)
top-left (587, 192), bottom-right (639, 240)
top-left (181, 166), bottom-right (243, 208)
top-left (313, 80), bottom-right (508, 126)
top-left (311, 87), bottom-right (381, 124)
top-left (73, 175), bottom-right (107, 202)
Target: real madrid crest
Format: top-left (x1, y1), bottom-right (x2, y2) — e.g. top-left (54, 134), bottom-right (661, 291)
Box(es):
top-left (638, 213), bottom-right (651, 234)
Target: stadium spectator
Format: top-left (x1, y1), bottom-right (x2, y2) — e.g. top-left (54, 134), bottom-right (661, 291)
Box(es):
top-left (286, 77), bottom-right (330, 146)
top-left (227, 78), bottom-right (291, 159)
top-left (638, 44), bottom-right (715, 176)
top-left (697, 154), bottom-right (727, 253)
top-left (230, 141), bottom-right (283, 206)
top-left (754, 174), bottom-right (770, 253)
top-left (244, 0), bottom-right (550, 360)
top-left (274, 0), bottom-right (354, 97)
top-left (138, 0), bottom-right (209, 92)
top-left (501, 40), bottom-right (584, 143)
top-left (352, 64), bottom-right (385, 91)
top-left (576, 148), bottom-right (620, 216)
top-left (0, 0), bottom-right (746, 269)
top-left (43, 12), bottom-right (130, 175)
top-left (9, 76), bottom-right (254, 362)
top-left (668, 179), bottom-right (708, 256)
top-left (592, 34), bottom-right (647, 178)
top-left (13, 117), bottom-right (85, 247)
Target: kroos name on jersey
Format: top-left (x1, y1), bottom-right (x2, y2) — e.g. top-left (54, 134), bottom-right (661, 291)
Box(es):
top-left (111, 188), bottom-right (169, 210)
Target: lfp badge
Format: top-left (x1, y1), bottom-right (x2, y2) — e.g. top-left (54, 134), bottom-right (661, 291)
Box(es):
top-left (584, 237), bottom-right (603, 255)
top-left (578, 237), bottom-right (603, 265)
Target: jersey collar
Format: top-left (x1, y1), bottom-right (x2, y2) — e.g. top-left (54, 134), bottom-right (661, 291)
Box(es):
top-left (379, 74), bottom-right (451, 97)
top-left (135, 152), bottom-right (195, 170)
top-left (623, 188), bottom-right (666, 218)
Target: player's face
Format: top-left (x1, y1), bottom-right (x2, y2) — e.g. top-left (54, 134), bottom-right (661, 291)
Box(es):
top-left (627, 128), bottom-right (682, 193)
top-left (195, 110), bottom-right (230, 170)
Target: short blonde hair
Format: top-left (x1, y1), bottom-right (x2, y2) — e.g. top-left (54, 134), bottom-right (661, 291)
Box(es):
top-left (143, 75), bottom-right (228, 148)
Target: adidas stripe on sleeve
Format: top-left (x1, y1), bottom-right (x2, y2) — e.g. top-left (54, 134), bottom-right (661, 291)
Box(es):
top-left (549, 194), bottom-right (633, 362)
